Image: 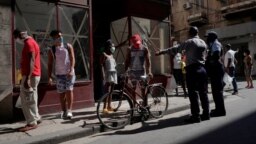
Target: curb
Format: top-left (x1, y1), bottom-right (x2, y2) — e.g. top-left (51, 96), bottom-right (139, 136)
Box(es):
top-left (2, 93), bottom-right (232, 144)
top-left (2, 126), bottom-right (101, 144)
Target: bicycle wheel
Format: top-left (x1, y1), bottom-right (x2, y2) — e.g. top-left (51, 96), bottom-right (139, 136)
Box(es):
top-left (97, 90), bottom-right (133, 130)
top-left (147, 85), bottom-right (168, 118)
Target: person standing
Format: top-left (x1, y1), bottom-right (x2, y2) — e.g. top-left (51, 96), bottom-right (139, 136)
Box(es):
top-left (156, 27), bottom-right (210, 123)
top-left (48, 30), bottom-right (76, 119)
top-left (243, 49), bottom-right (254, 89)
top-left (205, 31), bottom-right (226, 117)
top-left (155, 47), bottom-right (188, 98)
top-left (13, 29), bottom-right (41, 132)
top-left (224, 44), bottom-right (238, 95)
top-left (100, 40), bottom-right (117, 113)
top-left (125, 34), bottom-right (153, 104)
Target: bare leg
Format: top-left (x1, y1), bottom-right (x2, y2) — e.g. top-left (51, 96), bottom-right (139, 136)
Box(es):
top-left (59, 93), bottom-right (67, 112)
top-left (107, 83), bottom-right (115, 109)
top-left (249, 76), bottom-right (254, 88)
top-left (66, 90), bottom-right (73, 111)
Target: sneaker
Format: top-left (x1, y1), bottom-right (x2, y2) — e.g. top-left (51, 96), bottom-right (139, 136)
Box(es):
top-left (67, 111), bottom-right (73, 119)
top-left (60, 111), bottom-right (67, 119)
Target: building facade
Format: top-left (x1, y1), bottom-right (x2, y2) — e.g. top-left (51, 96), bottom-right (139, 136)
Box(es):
top-left (0, 0), bottom-right (171, 121)
top-left (0, 0), bottom-right (95, 122)
top-left (171, 0), bottom-right (256, 76)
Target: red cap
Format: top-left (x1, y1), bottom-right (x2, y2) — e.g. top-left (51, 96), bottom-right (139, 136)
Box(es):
top-left (131, 34), bottom-right (142, 48)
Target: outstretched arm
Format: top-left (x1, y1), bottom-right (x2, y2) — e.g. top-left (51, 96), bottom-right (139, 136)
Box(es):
top-left (155, 47), bottom-right (173, 56)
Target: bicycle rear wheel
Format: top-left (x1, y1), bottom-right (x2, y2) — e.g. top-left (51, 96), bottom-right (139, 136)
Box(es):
top-left (147, 85), bottom-right (168, 118)
top-left (97, 90), bottom-right (133, 130)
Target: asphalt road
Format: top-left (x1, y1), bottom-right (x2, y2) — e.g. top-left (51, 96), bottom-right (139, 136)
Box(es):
top-left (61, 87), bottom-right (256, 144)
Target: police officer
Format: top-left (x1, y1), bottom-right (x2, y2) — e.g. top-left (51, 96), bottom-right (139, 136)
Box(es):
top-left (156, 27), bottom-right (210, 123)
top-left (205, 31), bottom-right (226, 117)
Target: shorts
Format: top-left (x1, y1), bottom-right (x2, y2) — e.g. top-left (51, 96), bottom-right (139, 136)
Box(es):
top-left (56, 75), bottom-right (76, 93)
top-left (105, 71), bottom-right (117, 84)
top-left (129, 70), bottom-right (145, 87)
top-left (244, 68), bottom-right (252, 77)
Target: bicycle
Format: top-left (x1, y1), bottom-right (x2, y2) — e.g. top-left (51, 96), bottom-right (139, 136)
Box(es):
top-left (96, 72), bottom-right (169, 130)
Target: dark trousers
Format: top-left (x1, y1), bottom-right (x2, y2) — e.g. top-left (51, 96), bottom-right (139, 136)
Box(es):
top-left (186, 64), bottom-right (209, 117)
top-left (209, 61), bottom-right (226, 113)
top-left (173, 69), bottom-right (187, 96)
top-left (228, 67), bottom-right (238, 93)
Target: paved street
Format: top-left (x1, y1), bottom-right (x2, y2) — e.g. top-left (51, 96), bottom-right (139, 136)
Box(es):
top-left (60, 81), bottom-right (256, 144)
top-left (0, 80), bottom-right (255, 144)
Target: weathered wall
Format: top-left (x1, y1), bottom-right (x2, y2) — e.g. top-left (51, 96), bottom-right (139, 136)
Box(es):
top-left (0, 5), bottom-right (13, 121)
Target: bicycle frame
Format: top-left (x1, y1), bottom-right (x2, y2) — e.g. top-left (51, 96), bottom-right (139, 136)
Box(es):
top-left (117, 75), bottom-right (162, 108)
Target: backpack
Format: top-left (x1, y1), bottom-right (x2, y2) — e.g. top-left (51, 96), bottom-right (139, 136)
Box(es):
top-left (51, 43), bottom-right (70, 58)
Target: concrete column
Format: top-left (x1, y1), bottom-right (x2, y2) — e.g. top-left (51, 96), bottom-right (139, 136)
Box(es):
top-left (0, 5), bottom-right (13, 121)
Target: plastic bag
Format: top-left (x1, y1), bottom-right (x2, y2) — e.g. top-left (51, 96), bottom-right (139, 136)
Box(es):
top-left (166, 75), bottom-right (177, 94)
top-left (223, 72), bottom-right (233, 86)
top-left (15, 96), bottom-right (22, 108)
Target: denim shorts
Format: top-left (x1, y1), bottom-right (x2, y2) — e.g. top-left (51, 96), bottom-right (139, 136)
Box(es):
top-left (56, 75), bottom-right (76, 93)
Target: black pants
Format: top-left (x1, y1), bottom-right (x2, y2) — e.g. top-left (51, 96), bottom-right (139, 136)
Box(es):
top-left (173, 69), bottom-right (187, 95)
top-left (186, 64), bottom-right (209, 117)
top-left (208, 61), bottom-right (226, 113)
top-left (228, 67), bottom-right (238, 93)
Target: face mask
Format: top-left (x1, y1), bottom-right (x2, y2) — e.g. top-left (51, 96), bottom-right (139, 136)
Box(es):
top-left (15, 38), bottom-right (24, 45)
top-left (110, 46), bottom-right (115, 53)
top-left (52, 37), bottom-right (63, 45)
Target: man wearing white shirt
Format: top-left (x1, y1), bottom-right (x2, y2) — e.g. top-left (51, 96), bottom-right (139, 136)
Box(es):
top-left (224, 44), bottom-right (238, 95)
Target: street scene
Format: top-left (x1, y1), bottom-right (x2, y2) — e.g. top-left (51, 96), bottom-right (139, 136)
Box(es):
top-left (0, 0), bottom-right (256, 144)
top-left (1, 81), bottom-right (256, 144)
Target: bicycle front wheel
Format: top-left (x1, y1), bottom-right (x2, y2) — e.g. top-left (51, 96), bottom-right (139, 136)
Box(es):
top-left (97, 90), bottom-right (133, 130)
top-left (147, 85), bottom-right (168, 118)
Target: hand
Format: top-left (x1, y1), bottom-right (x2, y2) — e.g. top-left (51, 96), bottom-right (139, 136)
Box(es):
top-left (48, 78), bottom-right (53, 85)
top-left (155, 51), bottom-right (160, 56)
top-left (24, 77), bottom-right (31, 89)
top-left (67, 71), bottom-right (74, 79)
top-left (148, 73), bottom-right (153, 79)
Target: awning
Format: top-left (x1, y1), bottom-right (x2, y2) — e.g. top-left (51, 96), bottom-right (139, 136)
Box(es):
top-left (93, 0), bottom-right (170, 21)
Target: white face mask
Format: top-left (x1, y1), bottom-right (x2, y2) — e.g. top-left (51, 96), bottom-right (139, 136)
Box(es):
top-left (15, 38), bottom-right (24, 45)
top-left (110, 46), bottom-right (115, 53)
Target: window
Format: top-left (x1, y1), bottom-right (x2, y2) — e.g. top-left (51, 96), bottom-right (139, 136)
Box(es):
top-left (15, 0), bottom-right (90, 84)
top-left (15, 0), bottom-right (56, 84)
top-left (59, 5), bottom-right (90, 80)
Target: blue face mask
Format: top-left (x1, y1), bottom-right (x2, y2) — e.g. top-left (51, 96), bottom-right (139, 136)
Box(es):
top-left (52, 37), bottom-right (63, 45)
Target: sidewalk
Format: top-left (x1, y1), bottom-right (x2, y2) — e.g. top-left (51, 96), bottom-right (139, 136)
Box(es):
top-left (0, 81), bottom-right (248, 144)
